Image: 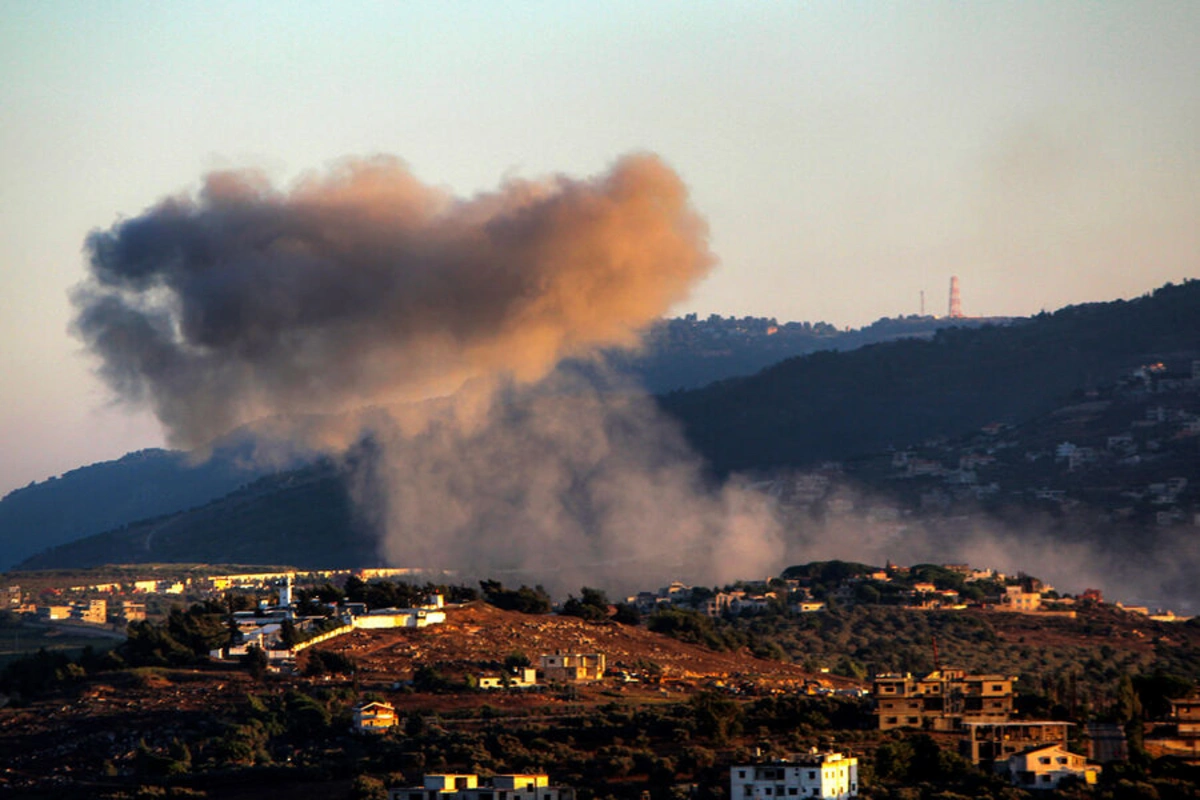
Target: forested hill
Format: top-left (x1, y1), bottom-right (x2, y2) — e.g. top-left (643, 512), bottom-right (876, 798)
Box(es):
top-left (661, 281), bottom-right (1200, 474)
top-left (0, 444), bottom-right (274, 571)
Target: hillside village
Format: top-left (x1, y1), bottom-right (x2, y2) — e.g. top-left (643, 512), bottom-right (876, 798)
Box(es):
top-left (765, 359), bottom-right (1200, 529)
top-left (3, 559), bottom-right (1200, 798)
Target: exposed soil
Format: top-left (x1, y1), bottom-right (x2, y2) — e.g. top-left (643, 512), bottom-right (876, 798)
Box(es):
top-left (311, 601), bottom-right (856, 690)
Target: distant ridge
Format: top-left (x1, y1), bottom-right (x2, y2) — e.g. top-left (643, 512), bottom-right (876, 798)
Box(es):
top-left (661, 281), bottom-right (1200, 473)
top-left (12, 280), bottom-right (1200, 572)
top-left (16, 460), bottom-right (380, 571)
top-left (0, 442), bottom-right (276, 570)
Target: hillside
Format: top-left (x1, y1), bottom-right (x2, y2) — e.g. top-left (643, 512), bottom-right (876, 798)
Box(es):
top-left (13, 281), bottom-right (1200, 575)
top-left (16, 460), bottom-right (381, 571)
top-left (595, 313), bottom-right (1009, 393)
top-left (0, 443), bottom-right (275, 571)
top-left (311, 601), bottom-right (849, 690)
top-left (662, 281), bottom-right (1200, 473)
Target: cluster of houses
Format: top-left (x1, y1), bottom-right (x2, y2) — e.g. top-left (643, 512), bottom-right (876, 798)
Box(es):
top-left (211, 575), bottom-right (448, 662)
top-left (625, 562), bottom-right (1194, 624)
top-left (872, 668), bottom-right (1104, 789)
top-left (356, 739), bottom-right (1110, 797)
top-left (760, 359), bottom-right (1200, 530)
top-left (27, 597), bottom-right (145, 626)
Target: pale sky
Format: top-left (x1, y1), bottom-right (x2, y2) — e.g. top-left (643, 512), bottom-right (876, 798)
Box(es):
top-left (1, 2), bottom-right (1198, 496)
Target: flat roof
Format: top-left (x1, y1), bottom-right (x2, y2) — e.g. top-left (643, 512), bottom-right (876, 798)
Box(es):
top-left (962, 721), bottom-right (1072, 727)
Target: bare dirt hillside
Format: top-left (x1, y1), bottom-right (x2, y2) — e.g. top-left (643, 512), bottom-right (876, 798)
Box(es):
top-left (312, 601), bottom-right (855, 690)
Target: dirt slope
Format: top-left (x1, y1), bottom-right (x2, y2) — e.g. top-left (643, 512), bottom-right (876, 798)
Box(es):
top-left (314, 602), bottom-right (855, 689)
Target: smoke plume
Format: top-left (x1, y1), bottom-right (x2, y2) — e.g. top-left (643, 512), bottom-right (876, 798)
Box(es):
top-left (73, 154), bottom-right (786, 589)
top-left (74, 154), bottom-right (712, 448)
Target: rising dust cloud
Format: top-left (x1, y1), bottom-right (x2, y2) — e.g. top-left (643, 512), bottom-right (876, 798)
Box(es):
top-left (73, 154), bottom-right (787, 591)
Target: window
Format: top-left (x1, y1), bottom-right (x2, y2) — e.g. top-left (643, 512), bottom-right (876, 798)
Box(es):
top-left (738, 772), bottom-right (746, 779)
top-left (808, 772), bottom-right (816, 780)
top-left (788, 789), bottom-right (797, 796)
top-left (992, 684), bottom-right (1004, 692)
top-left (764, 789), bottom-right (771, 795)
top-left (1039, 757), bottom-right (1050, 765)
top-left (885, 717), bottom-right (898, 725)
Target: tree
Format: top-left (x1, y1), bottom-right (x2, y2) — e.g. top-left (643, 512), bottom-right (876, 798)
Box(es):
top-left (613, 603), bottom-right (641, 625)
top-left (561, 587), bottom-right (610, 621)
top-left (504, 651), bottom-right (531, 670)
top-left (350, 775), bottom-right (387, 800)
top-left (242, 644), bottom-right (269, 680)
top-left (480, 580), bottom-right (551, 613)
top-left (690, 691), bottom-right (743, 744)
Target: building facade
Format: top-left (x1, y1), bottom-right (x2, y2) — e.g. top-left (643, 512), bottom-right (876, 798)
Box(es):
top-left (873, 669), bottom-right (1014, 731)
top-left (352, 701), bottom-right (397, 734)
top-left (1007, 744), bottom-right (1100, 790)
top-left (960, 721), bottom-right (1071, 766)
top-left (730, 751), bottom-right (859, 800)
top-left (388, 774), bottom-right (574, 800)
top-left (540, 652), bottom-right (605, 682)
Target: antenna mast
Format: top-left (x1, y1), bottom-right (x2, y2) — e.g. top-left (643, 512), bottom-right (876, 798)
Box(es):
top-left (948, 276), bottom-right (963, 318)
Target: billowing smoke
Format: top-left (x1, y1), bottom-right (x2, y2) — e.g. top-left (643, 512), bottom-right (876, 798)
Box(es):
top-left (354, 376), bottom-right (786, 592)
top-left (73, 154), bottom-right (786, 590)
top-left (776, 475), bottom-right (1200, 613)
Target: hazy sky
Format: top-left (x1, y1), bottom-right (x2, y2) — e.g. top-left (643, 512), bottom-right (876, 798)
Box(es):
top-left (1, 2), bottom-right (1198, 495)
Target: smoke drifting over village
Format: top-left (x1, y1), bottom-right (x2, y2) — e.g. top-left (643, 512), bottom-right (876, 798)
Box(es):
top-left (72, 154), bottom-right (786, 589)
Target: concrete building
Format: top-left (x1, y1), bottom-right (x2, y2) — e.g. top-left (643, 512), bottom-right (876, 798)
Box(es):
top-left (36, 605), bottom-right (71, 621)
top-left (72, 598), bottom-right (107, 624)
top-left (114, 599), bottom-right (147, 623)
top-left (540, 652), bottom-right (605, 683)
top-left (352, 701), bottom-right (397, 734)
top-left (960, 721), bottom-right (1072, 766)
top-left (873, 669), bottom-right (1015, 731)
top-left (1006, 744), bottom-right (1099, 790)
top-left (352, 608), bottom-right (447, 629)
top-left (731, 751), bottom-right (859, 800)
top-left (478, 667), bottom-right (537, 690)
top-left (999, 585), bottom-right (1042, 612)
top-left (388, 774), bottom-right (574, 800)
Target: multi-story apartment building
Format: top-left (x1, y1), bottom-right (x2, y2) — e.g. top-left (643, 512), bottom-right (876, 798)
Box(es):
top-left (873, 669), bottom-right (1015, 731)
top-left (730, 751), bottom-right (859, 800)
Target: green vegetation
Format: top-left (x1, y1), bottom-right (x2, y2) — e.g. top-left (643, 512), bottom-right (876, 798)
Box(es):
top-left (479, 580), bottom-right (552, 614)
top-left (663, 280), bottom-right (1200, 473)
top-left (561, 587), bottom-right (611, 621)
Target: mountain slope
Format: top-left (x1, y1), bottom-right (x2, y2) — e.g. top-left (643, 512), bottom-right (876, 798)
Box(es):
top-left (661, 281), bottom-right (1200, 473)
top-left (17, 281), bottom-right (1200, 572)
top-left (16, 460), bottom-right (380, 571)
top-left (0, 444), bottom-right (275, 570)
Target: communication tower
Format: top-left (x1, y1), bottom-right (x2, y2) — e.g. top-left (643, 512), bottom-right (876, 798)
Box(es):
top-left (948, 276), bottom-right (963, 318)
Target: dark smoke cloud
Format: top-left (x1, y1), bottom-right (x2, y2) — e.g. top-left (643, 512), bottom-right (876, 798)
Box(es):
top-left (74, 154), bottom-right (713, 449)
top-left (72, 154), bottom-right (790, 589)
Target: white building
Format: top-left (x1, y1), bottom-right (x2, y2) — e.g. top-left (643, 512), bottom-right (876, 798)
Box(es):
top-left (352, 608), bottom-right (447, 629)
top-left (731, 751), bottom-right (859, 800)
top-left (1006, 744), bottom-right (1100, 790)
top-left (478, 667), bottom-right (538, 690)
top-left (388, 774), bottom-right (574, 800)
